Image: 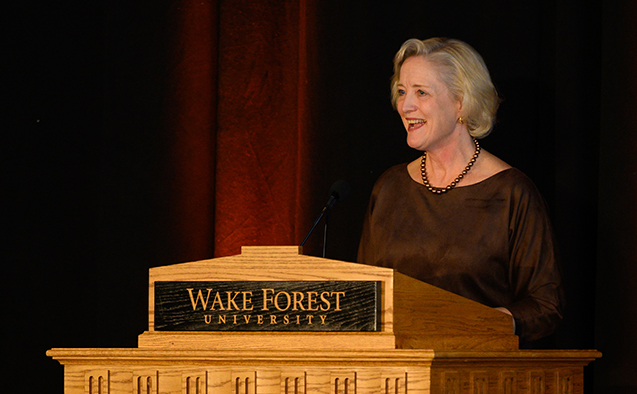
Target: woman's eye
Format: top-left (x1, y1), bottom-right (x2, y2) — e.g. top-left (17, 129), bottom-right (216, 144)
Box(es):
top-left (417, 90), bottom-right (427, 96)
top-left (397, 89), bottom-right (406, 96)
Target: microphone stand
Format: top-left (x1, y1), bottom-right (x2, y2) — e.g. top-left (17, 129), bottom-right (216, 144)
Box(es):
top-left (300, 180), bottom-right (350, 258)
top-left (322, 211), bottom-right (329, 258)
top-left (300, 196), bottom-right (335, 249)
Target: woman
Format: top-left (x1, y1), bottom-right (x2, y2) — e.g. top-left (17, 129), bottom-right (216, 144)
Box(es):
top-left (357, 38), bottom-right (564, 343)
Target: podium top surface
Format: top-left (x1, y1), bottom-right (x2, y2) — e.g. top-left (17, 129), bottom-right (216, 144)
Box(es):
top-left (149, 245), bottom-right (394, 281)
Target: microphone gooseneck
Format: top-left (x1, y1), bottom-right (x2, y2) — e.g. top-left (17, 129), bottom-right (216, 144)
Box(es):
top-left (300, 180), bottom-right (351, 256)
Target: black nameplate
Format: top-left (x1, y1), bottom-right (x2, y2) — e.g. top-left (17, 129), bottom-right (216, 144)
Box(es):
top-left (154, 281), bottom-right (381, 332)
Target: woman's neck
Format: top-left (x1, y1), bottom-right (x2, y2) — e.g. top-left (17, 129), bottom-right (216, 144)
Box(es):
top-left (424, 133), bottom-right (477, 187)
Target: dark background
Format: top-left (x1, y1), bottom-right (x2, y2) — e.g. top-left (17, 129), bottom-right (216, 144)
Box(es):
top-left (4, 1), bottom-right (636, 393)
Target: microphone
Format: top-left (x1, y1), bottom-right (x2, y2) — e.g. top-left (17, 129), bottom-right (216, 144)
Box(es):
top-left (325, 179), bottom-right (352, 211)
top-left (300, 180), bottom-right (351, 256)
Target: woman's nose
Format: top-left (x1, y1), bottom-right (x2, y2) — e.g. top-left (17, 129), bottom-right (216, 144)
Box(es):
top-left (401, 93), bottom-right (417, 113)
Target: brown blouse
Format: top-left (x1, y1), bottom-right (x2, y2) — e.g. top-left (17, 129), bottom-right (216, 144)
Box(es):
top-left (357, 165), bottom-right (565, 342)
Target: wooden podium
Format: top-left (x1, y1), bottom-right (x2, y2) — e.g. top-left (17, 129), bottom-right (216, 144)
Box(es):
top-left (48, 246), bottom-right (600, 394)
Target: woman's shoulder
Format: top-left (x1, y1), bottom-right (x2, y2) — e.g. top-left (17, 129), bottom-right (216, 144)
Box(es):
top-left (477, 166), bottom-right (547, 208)
top-left (467, 150), bottom-right (540, 192)
top-left (471, 150), bottom-right (511, 183)
top-left (375, 163), bottom-right (411, 185)
top-left (370, 163), bottom-right (415, 198)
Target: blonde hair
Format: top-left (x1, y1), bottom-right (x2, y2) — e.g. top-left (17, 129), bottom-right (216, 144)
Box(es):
top-left (391, 38), bottom-right (500, 138)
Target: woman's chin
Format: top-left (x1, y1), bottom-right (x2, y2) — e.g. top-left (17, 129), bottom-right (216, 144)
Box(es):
top-left (406, 136), bottom-right (426, 151)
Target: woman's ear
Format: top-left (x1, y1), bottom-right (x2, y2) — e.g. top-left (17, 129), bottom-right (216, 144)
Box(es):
top-left (455, 93), bottom-right (464, 112)
top-left (456, 97), bottom-right (464, 119)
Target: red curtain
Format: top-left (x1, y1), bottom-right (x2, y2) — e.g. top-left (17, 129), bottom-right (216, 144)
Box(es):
top-left (163, 1), bottom-right (218, 261)
top-left (165, 1), bottom-right (318, 259)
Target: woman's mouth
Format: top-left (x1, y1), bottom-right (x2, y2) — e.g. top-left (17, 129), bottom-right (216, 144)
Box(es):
top-left (407, 119), bottom-right (426, 130)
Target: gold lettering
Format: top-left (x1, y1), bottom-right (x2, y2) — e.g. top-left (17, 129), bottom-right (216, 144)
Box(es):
top-left (233, 314), bottom-right (238, 324)
top-left (306, 315), bottom-right (314, 324)
top-left (296, 315), bottom-right (300, 325)
top-left (218, 315), bottom-right (226, 324)
top-left (242, 291), bottom-right (253, 311)
top-left (204, 315), bottom-right (212, 324)
top-left (319, 292), bottom-right (331, 311)
top-left (283, 315), bottom-right (289, 324)
top-left (307, 292), bottom-right (319, 311)
top-left (274, 291), bottom-right (291, 311)
top-left (319, 315), bottom-right (327, 324)
top-left (187, 288), bottom-right (212, 310)
top-left (257, 315), bottom-right (264, 324)
top-left (226, 291), bottom-right (240, 310)
top-left (243, 315), bottom-right (251, 324)
top-left (262, 289), bottom-right (275, 311)
top-left (292, 292), bottom-right (306, 311)
top-left (332, 291), bottom-right (345, 311)
top-left (270, 315), bottom-right (277, 324)
top-left (211, 291), bottom-right (225, 310)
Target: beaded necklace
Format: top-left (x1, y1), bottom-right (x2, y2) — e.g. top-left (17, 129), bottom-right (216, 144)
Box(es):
top-left (420, 138), bottom-right (481, 194)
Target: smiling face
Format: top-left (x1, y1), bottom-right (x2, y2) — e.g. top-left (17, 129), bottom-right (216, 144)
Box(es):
top-left (396, 56), bottom-right (464, 152)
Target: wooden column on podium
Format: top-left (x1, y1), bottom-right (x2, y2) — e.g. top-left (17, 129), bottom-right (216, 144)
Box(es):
top-left (48, 246), bottom-right (600, 394)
